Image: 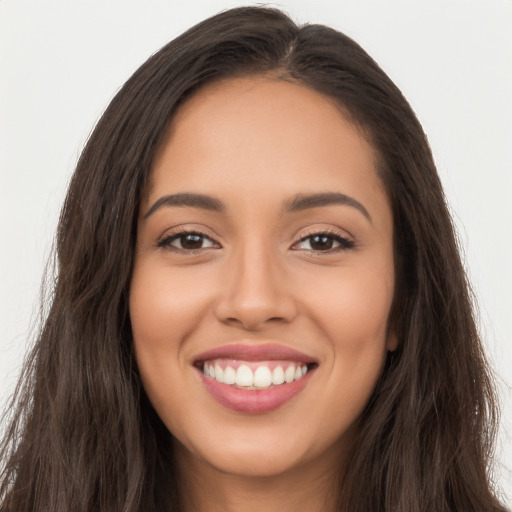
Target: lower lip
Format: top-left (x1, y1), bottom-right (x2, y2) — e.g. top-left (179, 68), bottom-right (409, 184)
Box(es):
top-left (198, 368), bottom-right (315, 414)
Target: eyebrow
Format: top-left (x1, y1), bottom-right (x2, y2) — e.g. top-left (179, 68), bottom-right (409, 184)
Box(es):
top-left (143, 193), bottom-right (225, 218)
top-left (144, 191), bottom-right (371, 223)
top-left (284, 192), bottom-right (372, 223)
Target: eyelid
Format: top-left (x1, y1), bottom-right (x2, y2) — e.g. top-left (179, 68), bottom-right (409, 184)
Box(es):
top-left (157, 226), bottom-right (222, 253)
top-left (155, 226), bottom-right (355, 254)
top-left (291, 228), bottom-right (355, 252)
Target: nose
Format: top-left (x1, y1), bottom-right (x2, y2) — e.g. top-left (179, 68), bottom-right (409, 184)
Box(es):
top-left (213, 243), bottom-right (298, 331)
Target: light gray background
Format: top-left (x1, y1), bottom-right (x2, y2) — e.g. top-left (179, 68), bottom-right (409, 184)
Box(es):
top-left (1, 0), bottom-right (511, 504)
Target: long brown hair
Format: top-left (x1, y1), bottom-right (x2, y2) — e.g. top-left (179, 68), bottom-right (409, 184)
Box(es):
top-left (0, 7), bottom-right (507, 511)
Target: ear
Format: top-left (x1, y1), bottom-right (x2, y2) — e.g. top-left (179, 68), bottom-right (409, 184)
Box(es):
top-left (386, 331), bottom-right (398, 352)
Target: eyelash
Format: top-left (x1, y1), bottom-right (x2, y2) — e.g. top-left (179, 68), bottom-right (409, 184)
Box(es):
top-left (293, 229), bottom-right (355, 252)
top-left (157, 228), bottom-right (355, 254)
top-left (157, 229), bottom-right (219, 253)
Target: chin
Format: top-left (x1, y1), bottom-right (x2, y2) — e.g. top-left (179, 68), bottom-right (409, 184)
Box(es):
top-left (172, 414), bottom-right (351, 481)
top-left (183, 440), bottom-right (311, 478)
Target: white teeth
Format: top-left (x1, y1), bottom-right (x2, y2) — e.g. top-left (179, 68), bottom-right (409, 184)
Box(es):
top-left (235, 365), bottom-right (254, 387)
top-left (203, 362), bottom-right (311, 387)
top-left (254, 366), bottom-right (272, 388)
top-left (284, 366), bottom-right (296, 383)
top-left (272, 366), bottom-right (285, 385)
top-left (214, 364), bottom-right (224, 382)
top-left (223, 366), bottom-right (236, 385)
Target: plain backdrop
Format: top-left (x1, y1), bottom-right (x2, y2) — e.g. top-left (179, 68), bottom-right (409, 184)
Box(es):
top-left (1, 0), bottom-right (511, 505)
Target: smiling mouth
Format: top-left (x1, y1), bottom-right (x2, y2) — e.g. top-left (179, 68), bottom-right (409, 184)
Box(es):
top-left (196, 359), bottom-right (318, 390)
top-left (192, 343), bottom-right (319, 413)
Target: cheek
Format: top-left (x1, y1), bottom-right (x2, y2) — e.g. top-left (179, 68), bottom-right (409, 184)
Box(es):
top-left (130, 263), bottom-right (214, 350)
top-left (301, 259), bottom-right (394, 416)
top-left (129, 263), bottom-right (211, 418)
top-left (305, 258), bottom-right (394, 347)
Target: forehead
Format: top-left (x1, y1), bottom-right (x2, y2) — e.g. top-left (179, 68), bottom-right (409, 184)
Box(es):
top-left (147, 76), bottom-right (389, 222)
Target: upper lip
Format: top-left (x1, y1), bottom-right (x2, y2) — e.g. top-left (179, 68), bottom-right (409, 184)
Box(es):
top-left (194, 342), bottom-right (318, 364)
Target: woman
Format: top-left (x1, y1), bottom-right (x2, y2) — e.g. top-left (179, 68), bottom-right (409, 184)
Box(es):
top-left (0, 6), bottom-right (507, 511)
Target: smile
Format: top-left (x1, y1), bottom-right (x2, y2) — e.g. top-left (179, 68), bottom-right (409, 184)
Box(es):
top-left (194, 343), bottom-right (318, 414)
top-left (202, 359), bottom-right (310, 389)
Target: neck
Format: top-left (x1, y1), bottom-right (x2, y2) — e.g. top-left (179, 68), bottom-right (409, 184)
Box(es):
top-left (175, 439), bottom-right (348, 512)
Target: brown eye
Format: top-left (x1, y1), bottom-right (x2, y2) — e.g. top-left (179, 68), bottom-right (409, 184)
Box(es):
top-left (309, 234), bottom-right (335, 250)
top-left (294, 232), bottom-right (354, 252)
top-left (179, 234), bottom-right (204, 250)
top-left (158, 231), bottom-right (218, 251)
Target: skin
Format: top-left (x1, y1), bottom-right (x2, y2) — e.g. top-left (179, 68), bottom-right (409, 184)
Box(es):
top-left (130, 76), bottom-right (396, 512)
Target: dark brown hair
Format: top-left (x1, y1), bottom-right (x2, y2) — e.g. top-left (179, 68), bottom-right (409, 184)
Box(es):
top-left (0, 6), bottom-right (507, 511)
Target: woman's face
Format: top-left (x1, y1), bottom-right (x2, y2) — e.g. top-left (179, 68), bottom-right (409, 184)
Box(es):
top-left (130, 77), bottom-right (396, 478)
